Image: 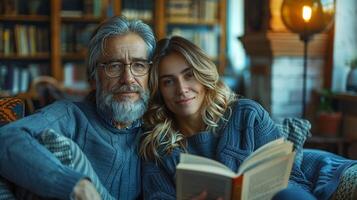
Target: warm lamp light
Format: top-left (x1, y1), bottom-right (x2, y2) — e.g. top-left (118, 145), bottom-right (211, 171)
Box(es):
top-left (281, 0), bottom-right (335, 117)
top-left (302, 6), bottom-right (312, 22)
top-left (281, 0), bottom-right (335, 37)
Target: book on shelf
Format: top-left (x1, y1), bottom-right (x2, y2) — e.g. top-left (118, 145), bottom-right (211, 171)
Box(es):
top-left (0, 25), bottom-right (3, 53)
top-left (121, 0), bottom-right (153, 21)
top-left (122, 9), bottom-right (152, 21)
top-left (60, 10), bottom-right (83, 17)
top-left (0, 65), bottom-right (7, 90)
top-left (61, 23), bottom-right (96, 53)
top-left (0, 0), bottom-right (18, 15)
top-left (166, 0), bottom-right (218, 20)
top-left (92, 0), bottom-right (102, 17)
top-left (83, 0), bottom-right (94, 16)
top-left (170, 28), bottom-right (218, 58)
top-left (2, 28), bottom-right (15, 55)
top-left (63, 62), bottom-right (89, 91)
top-left (166, 0), bottom-right (192, 17)
top-left (176, 138), bottom-right (295, 200)
top-left (203, 0), bottom-right (217, 20)
top-left (0, 0), bottom-right (46, 15)
top-left (0, 24), bottom-right (49, 56)
top-left (0, 63), bottom-right (48, 95)
top-left (61, 0), bottom-right (102, 17)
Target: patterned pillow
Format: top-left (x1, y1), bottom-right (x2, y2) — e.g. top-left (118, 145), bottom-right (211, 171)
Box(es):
top-left (0, 97), bottom-right (32, 200)
top-left (0, 129), bottom-right (115, 200)
top-left (0, 176), bottom-right (16, 200)
top-left (334, 164), bottom-right (357, 200)
top-left (0, 97), bottom-right (24, 126)
top-left (38, 129), bottom-right (115, 200)
top-left (276, 118), bottom-right (312, 167)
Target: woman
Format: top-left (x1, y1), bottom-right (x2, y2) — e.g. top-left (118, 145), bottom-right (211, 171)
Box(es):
top-left (139, 36), bottom-right (315, 199)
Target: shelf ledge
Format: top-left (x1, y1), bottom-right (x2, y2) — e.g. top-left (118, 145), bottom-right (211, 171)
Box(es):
top-left (61, 16), bottom-right (104, 23)
top-left (0, 15), bottom-right (50, 22)
top-left (0, 53), bottom-right (50, 60)
top-left (167, 17), bottom-right (219, 25)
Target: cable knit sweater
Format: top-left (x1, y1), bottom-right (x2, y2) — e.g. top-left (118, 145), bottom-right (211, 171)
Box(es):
top-left (0, 99), bottom-right (142, 200)
top-left (142, 99), bottom-right (354, 200)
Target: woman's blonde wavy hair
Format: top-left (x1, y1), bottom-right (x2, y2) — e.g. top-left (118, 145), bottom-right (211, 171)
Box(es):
top-left (140, 36), bottom-right (237, 162)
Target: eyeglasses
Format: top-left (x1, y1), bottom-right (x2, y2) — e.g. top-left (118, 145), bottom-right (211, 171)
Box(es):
top-left (97, 61), bottom-right (152, 78)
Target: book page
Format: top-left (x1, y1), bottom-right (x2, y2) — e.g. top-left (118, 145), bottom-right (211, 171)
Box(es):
top-left (177, 163), bottom-right (236, 178)
top-left (180, 153), bottom-right (232, 170)
top-left (240, 152), bottom-right (295, 200)
top-left (247, 138), bottom-right (285, 158)
top-left (238, 139), bottom-right (293, 174)
top-left (176, 169), bottom-right (233, 200)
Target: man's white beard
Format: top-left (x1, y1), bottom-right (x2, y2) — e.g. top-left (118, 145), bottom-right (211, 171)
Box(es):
top-left (96, 84), bottom-right (149, 124)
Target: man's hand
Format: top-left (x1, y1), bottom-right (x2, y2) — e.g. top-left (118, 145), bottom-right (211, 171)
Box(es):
top-left (72, 179), bottom-right (101, 200)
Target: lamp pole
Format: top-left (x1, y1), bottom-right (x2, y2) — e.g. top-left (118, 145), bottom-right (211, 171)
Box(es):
top-left (300, 34), bottom-right (310, 118)
top-left (281, 0), bottom-right (336, 118)
top-left (300, 5), bottom-right (312, 118)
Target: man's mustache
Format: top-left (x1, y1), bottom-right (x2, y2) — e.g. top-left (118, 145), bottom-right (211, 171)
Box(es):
top-left (111, 84), bottom-right (143, 94)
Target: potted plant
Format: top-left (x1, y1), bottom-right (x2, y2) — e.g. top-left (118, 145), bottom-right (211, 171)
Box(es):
top-left (316, 89), bottom-right (342, 137)
top-left (346, 57), bottom-right (357, 92)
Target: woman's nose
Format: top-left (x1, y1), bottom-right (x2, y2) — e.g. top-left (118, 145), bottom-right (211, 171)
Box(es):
top-left (176, 80), bottom-right (188, 94)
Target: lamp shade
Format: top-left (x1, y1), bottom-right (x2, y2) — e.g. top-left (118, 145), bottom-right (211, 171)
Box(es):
top-left (281, 0), bottom-right (335, 35)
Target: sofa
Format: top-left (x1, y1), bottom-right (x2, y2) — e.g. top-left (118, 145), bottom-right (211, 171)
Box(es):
top-left (0, 97), bottom-right (356, 199)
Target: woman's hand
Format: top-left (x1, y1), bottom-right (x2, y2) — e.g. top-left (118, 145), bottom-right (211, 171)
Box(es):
top-left (72, 179), bottom-right (101, 200)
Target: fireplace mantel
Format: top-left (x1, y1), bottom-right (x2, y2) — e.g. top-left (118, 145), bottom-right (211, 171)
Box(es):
top-left (239, 32), bottom-right (329, 58)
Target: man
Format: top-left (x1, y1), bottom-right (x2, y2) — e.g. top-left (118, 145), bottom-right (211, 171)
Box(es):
top-left (0, 16), bottom-right (156, 200)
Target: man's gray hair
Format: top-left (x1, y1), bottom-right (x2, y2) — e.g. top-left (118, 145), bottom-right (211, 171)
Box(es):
top-left (87, 16), bottom-right (156, 81)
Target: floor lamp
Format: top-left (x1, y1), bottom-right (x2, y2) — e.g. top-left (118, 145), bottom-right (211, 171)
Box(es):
top-left (281, 0), bottom-right (335, 118)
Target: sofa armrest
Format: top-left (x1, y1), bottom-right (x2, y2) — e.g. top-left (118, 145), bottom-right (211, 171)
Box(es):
top-left (302, 149), bottom-right (357, 200)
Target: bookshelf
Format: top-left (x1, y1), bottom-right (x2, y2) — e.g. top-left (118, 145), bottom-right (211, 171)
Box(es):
top-left (0, 0), bottom-right (227, 96)
top-left (58, 0), bottom-right (108, 90)
top-left (118, 0), bottom-right (154, 23)
top-left (115, 0), bottom-right (227, 74)
top-left (174, 0), bottom-right (226, 74)
top-left (0, 15), bottom-right (50, 22)
top-left (0, 0), bottom-right (51, 96)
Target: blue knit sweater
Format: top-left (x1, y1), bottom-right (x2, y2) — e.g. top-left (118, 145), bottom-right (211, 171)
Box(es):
top-left (0, 99), bottom-right (142, 200)
top-left (141, 99), bottom-right (347, 199)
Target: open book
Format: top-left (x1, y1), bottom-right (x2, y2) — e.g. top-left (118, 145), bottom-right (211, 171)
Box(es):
top-left (176, 138), bottom-right (295, 200)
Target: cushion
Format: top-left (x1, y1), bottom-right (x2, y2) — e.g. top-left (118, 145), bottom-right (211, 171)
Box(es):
top-left (302, 149), bottom-right (357, 200)
top-left (276, 118), bottom-right (312, 167)
top-left (334, 164), bottom-right (357, 200)
top-left (0, 97), bottom-right (24, 126)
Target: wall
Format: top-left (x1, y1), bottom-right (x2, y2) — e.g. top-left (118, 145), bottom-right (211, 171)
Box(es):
top-left (242, 32), bottom-right (328, 122)
top-left (240, 0), bottom-right (330, 122)
top-left (332, 0), bottom-right (357, 92)
top-left (271, 57), bottom-right (324, 120)
top-left (227, 0), bottom-right (245, 72)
